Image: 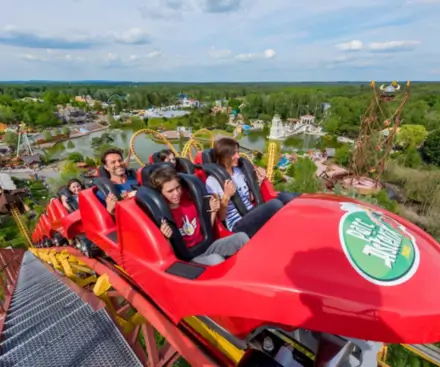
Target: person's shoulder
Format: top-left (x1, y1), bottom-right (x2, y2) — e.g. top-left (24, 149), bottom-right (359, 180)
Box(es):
top-left (233, 167), bottom-right (245, 176)
top-left (206, 175), bottom-right (220, 187)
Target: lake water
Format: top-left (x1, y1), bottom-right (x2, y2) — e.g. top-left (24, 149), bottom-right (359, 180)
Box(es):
top-left (46, 127), bottom-right (321, 166)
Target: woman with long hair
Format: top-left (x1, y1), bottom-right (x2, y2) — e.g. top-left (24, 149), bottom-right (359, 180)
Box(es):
top-left (205, 138), bottom-right (299, 238)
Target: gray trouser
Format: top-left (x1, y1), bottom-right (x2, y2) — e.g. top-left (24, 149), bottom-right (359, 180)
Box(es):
top-left (192, 232), bottom-right (249, 266)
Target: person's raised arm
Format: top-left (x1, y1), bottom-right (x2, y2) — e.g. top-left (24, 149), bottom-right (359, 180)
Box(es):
top-left (60, 195), bottom-right (70, 211)
top-left (206, 177), bottom-right (232, 222)
top-left (208, 194), bottom-right (220, 226)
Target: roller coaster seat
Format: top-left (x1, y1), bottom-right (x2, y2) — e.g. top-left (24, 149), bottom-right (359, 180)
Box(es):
top-left (199, 148), bottom-right (264, 201)
top-left (150, 152), bottom-right (195, 174)
top-left (140, 162), bottom-right (232, 239)
top-left (140, 162), bottom-right (174, 186)
top-left (58, 187), bottom-right (78, 212)
top-left (78, 182), bottom-right (122, 259)
top-left (135, 173), bottom-right (215, 262)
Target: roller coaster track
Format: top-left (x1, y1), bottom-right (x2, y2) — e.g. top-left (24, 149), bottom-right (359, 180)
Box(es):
top-left (22, 247), bottom-right (240, 366)
top-left (402, 344), bottom-right (440, 366)
top-left (191, 128), bottom-right (215, 148)
top-left (181, 138), bottom-right (204, 162)
top-left (10, 206), bottom-right (33, 248)
top-left (2, 246), bottom-right (438, 367)
top-left (129, 128), bottom-right (179, 166)
top-left (266, 142), bottom-right (277, 182)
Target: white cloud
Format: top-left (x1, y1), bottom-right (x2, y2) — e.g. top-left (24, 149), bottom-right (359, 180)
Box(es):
top-left (335, 40), bottom-right (364, 51)
top-left (235, 49), bottom-right (276, 61)
top-left (20, 49), bottom-right (85, 63)
top-left (264, 49), bottom-right (276, 59)
top-left (209, 47), bottom-right (232, 59)
top-left (0, 0), bottom-right (438, 81)
top-left (368, 40), bottom-right (421, 51)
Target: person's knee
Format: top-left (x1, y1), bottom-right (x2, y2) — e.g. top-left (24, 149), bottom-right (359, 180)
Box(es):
top-left (234, 232), bottom-right (249, 247)
top-left (268, 198), bottom-right (284, 211)
top-left (202, 254), bottom-right (225, 265)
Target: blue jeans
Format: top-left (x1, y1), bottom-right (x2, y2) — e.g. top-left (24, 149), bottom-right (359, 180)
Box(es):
top-left (232, 199), bottom-right (283, 238)
top-left (277, 191), bottom-right (301, 204)
top-left (231, 192), bottom-right (301, 238)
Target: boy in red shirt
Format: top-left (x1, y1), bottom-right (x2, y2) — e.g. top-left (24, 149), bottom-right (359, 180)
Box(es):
top-left (150, 166), bottom-right (249, 265)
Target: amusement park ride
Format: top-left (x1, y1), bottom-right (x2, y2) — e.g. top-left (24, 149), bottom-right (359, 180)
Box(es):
top-left (2, 83), bottom-right (440, 367)
top-left (322, 81), bottom-right (411, 195)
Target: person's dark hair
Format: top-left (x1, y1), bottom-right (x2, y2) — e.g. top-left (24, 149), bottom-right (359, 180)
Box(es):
top-left (66, 178), bottom-right (84, 192)
top-left (101, 148), bottom-right (123, 165)
top-left (150, 166), bottom-right (179, 191)
top-left (157, 149), bottom-right (175, 162)
top-left (213, 137), bottom-right (240, 166)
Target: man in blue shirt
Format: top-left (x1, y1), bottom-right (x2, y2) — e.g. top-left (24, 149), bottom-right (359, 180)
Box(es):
top-left (96, 148), bottom-right (138, 215)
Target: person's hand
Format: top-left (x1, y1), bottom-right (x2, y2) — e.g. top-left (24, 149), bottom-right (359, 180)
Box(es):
top-left (209, 194), bottom-right (220, 213)
top-left (255, 167), bottom-right (267, 184)
top-left (127, 190), bottom-right (137, 198)
top-left (160, 218), bottom-right (173, 238)
top-left (106, 193), bottom-right (118, 214)
top-left (223, 179), bottom-right (236, 198)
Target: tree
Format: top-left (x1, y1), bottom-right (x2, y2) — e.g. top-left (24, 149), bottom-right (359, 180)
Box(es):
top-left (67, 152), bottom-right (84, 163)
top-left (4, 131), bottom-right (18, 148)
top-left (421, 129), bottom-right (440, 166)
top-left (397, 124), bottom-right (428, 149)
top-left (43, 131), bottom-right (52, 141)
top-left (62, 126), bottom-right (70, 136)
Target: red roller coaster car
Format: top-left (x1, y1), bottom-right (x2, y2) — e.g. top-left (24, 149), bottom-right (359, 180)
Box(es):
top-left (36, 150), bottom-right (440, 365)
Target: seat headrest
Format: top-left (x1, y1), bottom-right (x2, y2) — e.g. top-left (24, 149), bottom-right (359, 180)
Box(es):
top-left (140, 162), bottom-right (174, 186)
top-left (135, 186), bottom-right (195, 261)
top-left (178, 173), bottom-right (209, 199)
top-left (201, 163), bottom-right (249, 216)
top-left (93, 177), bottom-right (122, 200)
top-left (151, 152), bottom-right (161, 163)
top-left (58, 187), bottom-right (72, 199)
top-left (175, 157), bottom-right (195, 174)
top-left (58, 187), bottom-right (78, 212)
top-left (98, 165), bottom-right (110, 178)
top-left (238, 157), bottom-right (265, 206)
top-left (201, 148), bottom-right (214, 164)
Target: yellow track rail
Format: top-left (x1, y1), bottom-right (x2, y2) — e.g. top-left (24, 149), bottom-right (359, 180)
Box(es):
top-left (266, 142), bottom-right (277, 182)
top-left (30, 248), bottom-right (244, 364)
top-left (11, 206), bottom-right (33, 248)
top-left (181, 138), bottom-right (204, 162)
top-left (191, 129), bottom-right (215, 148)
top-left (129, 128), bottom-right (179, 166)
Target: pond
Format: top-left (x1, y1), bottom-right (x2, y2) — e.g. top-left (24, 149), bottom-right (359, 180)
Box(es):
top-left (46, 127), bottom-right (322, 166)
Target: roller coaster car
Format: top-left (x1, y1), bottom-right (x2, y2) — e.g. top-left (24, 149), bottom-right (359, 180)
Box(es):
top-left (78, 156), bottom-right (440, 366)
top-left (149, 152), bottom-right (195, 174)
top-left (37, 214), bottom-right (53, 248)
top-left (32, 222), bottom-right (42, 247)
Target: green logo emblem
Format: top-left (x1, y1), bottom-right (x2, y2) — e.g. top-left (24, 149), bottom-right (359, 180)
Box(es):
top-left (339, 203), bottom-right (420, 286)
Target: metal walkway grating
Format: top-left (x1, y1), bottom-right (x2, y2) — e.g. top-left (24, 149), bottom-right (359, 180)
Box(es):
top-left (0, 251), bottom-right (143, 367)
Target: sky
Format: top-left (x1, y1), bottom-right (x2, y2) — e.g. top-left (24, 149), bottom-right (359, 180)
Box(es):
top-left (0, 0), bottom-right (439, 82)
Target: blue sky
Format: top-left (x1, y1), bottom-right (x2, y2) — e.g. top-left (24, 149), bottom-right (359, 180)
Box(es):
top-left (0, 0), bottom-right (439, 81)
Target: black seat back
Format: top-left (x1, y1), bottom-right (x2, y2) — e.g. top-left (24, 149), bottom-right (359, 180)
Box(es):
top-left (93, 177), bottom-right (122, 200)
top-left (201, 148), bottom-right (214, 164)
top-left (238, 157), bottom-right (265, 206)
top-left (140, 162), bottom-right (174, 186)
top-left (203, 146), bottom-right (265, 210)
top-left (58, 187), bottom-right (78, 212)
top-left (202, 163), bottom-right (249, 216)
top-left (135, 173), bottom-right (213, 261)
top-left (151, 152), bottom-right (195, 174)
top-left (176, 157), bottom-right (195, 174)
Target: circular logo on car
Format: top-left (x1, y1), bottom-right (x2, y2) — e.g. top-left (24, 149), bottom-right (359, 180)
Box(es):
top-left (339, 203), bottom-right (420, 286)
